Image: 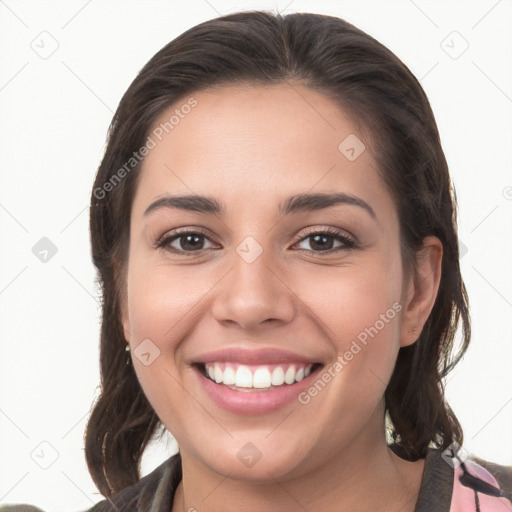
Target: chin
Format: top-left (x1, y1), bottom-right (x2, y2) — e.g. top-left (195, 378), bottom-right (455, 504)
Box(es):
top-left (195, 437), bottom-right (311, 482)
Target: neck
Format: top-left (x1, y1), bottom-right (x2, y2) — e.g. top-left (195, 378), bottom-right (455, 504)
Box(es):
top-left (172, 412), bottom-right (424, 512)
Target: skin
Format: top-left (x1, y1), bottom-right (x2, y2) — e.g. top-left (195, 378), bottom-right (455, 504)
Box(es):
top-left (120, 83), bottom-right (443, 512)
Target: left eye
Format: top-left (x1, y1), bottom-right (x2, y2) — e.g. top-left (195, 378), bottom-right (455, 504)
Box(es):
top-left (294, 230), bottom-right (355, 253)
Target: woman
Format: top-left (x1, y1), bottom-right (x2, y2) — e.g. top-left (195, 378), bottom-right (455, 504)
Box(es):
top-left (5, 9), bottom-right (509, 512)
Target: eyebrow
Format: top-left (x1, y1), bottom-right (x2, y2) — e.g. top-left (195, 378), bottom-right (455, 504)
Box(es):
top-left (143, 192), bottom-right (376, 220)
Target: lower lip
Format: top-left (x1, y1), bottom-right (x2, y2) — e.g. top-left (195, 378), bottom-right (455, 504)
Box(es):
top-left (196, 366), bottom-right (320, 414)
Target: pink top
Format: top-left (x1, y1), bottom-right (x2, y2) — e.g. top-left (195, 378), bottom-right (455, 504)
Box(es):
top-left (450, 458), bottom-right (512, 511)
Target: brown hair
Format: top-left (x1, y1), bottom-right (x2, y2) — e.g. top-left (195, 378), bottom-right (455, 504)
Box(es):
top-left (86, 10), bottom-right (470, 497)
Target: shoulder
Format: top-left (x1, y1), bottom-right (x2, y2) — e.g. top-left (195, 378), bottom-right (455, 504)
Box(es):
top-left (401, 444), bottom-right (512, 511)
top-left (469, 455), bottom-right (512, 502)
top-left (0, 507), bottom-right (45, 512)
top-left (85, 452), bottom-right (182, 512)
top-left (0, 453), bottom-right (181, 512)
top-left (442, 446), bottom-right (512, 510)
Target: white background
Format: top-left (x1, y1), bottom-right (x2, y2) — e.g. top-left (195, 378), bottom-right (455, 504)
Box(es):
top-left (0, 0), bottom-right (511, 511)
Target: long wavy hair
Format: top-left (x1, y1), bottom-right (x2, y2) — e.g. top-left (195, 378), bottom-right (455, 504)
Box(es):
top-left (85, 10), bottom-right (470, 498)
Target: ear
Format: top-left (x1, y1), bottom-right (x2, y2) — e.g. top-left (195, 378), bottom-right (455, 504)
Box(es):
top-left (120, 294), bottom-right (131, 344)
top-left (399, 236), bottom-right (443, 347)
top-left (117, 275), bottom-right (131, 344)
top-left (114, 257), bottom-right (131, 344)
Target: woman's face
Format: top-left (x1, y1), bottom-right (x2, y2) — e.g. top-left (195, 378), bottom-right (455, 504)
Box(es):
top-left (121, 83), bottom-right (423, 480)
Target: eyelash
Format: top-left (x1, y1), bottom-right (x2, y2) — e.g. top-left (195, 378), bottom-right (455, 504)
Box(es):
top-left (155, 226), bottom-right (357, 256)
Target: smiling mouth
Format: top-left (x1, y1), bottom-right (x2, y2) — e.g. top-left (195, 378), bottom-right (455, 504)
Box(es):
top-left (196, 362), bottom-right (323, 392)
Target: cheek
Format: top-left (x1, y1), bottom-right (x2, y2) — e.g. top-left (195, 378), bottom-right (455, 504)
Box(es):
top-left (302, 254), bottom-right (403, 348)
top-left (125, 257), bottom-right (208, 344)
top-left (126, 243), bottom-right (404, 365)
top-left (124, 256), bottom-right (218, 413)
top-left (124, 259), bottom-right (202, 434)
top-left (297, 253), bottom-right (404, 413)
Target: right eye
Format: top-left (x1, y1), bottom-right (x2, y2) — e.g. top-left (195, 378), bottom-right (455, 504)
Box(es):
top-left (156, 228), bottom-right (218, 255)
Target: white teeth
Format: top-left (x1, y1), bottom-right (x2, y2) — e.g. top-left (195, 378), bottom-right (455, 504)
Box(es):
top-left (214, 364), bottom-right (223, 384)
top-left (235, 365), bottom-right (253, 388)
top-left (204, 362), bottom-right (315, 389)
top-left (284, 365), bottom-right (296, 385)
top-left (271, 366), bottom-right (285, 386)
top-left (253, 367), bottom-right (272, 388)
top-left (223, 365), bottom-right (236, 385)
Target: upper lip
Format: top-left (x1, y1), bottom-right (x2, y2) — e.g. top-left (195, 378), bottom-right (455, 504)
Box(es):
top-left (193, 347), bottom-right (321, 365)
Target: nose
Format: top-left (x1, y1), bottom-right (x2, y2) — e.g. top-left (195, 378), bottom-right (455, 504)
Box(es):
top-left (211, 242), bottom-right (296, 331)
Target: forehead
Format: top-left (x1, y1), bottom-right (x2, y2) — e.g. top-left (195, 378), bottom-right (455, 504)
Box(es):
top-left (132, 83), bottom-right (395, 222)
